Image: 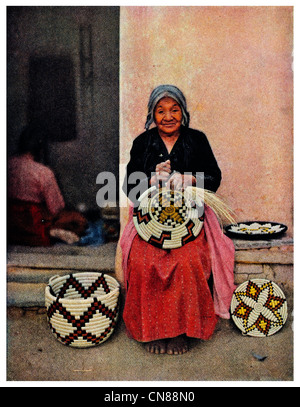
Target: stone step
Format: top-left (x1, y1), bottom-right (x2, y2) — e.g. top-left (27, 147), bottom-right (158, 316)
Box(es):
top-left (7, 242), bottom-right (117, 273)
top-left (7, 242), bottom-right (118, 307)
top-left (7, 238), bottom-right (293, 308)
top-left (7, 282), bottom-right (47, 308)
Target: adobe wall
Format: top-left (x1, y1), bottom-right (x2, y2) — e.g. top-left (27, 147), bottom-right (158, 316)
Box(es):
top-left (119, 6), bottom-right (293, 234)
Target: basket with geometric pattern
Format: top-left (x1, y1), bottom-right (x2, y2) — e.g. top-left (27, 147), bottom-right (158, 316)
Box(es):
top-left (45, 272), bottom-right (120, 348)
top-left (133, 186), bottom-right (204, 250)
top-left (230, 279), bottom-right (288, 337)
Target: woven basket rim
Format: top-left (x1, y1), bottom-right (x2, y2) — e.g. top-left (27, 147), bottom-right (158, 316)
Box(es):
top-left (45, 285), bottom-right (120, 303)
top-left (48, 271), bottom-right (119, 283)
top-left (46, 272), bottom-right (120, 303)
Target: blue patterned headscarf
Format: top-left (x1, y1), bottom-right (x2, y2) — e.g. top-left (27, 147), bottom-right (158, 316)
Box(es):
top-left (145, 84), bottom-right (190, 130)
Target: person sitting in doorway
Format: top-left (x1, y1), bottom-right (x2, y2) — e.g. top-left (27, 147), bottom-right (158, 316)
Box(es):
top-left (7, 122), bottom-right (87, 246)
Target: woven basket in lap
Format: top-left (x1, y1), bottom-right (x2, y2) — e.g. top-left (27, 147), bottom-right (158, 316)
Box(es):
top-left (133, 186), bottom-right (204, 249)
top-left (45, 272), bottom-right (120, 348)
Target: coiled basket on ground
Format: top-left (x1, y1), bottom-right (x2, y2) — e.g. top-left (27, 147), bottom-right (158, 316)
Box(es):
top-left (230, 279), bottom-right (288, 337)
top-left (45, 272), bottom-right (120, 348)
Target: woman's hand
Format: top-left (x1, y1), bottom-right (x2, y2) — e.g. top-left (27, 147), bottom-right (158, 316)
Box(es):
top-left (150, 164), bottom-right (196, 190)
top-left (168, 173), bottom-right (196, 190)
top-left (150, 160), bottom-right (171, 185)
top-left (156, 159), bottom-right (171, 180)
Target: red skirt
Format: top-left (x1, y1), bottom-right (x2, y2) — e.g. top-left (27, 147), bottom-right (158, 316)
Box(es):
top-left (123, 229), bottom-right (218, 342)
top-left (7, 199), bottom-right (52, 246)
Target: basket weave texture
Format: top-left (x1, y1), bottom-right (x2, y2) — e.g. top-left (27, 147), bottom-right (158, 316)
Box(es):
top-left (45, 272), bottom-right (120, 348)
top-left (230, 279), bottom-right (288, 337)
top-left (133, 186), bottom-right (204, 249)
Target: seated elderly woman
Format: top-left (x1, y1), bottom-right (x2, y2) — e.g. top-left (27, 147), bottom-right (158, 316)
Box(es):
top-left (120, 84), bottom-right (235, 355)
top-left (8, 122), bottom-right (87, 246)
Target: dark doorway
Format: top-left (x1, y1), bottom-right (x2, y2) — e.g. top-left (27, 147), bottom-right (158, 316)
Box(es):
top-left (28, 55), bottom-right (77, 143)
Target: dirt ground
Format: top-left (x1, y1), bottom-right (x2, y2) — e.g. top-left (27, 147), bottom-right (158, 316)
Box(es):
top-left (6, 306), bottom-right (294, 383)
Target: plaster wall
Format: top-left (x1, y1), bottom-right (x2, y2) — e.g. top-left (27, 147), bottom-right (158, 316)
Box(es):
top-left (119, 6), bottom-right (293, 234)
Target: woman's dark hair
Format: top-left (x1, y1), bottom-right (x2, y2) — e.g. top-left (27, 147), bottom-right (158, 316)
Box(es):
top-left (18, 122), bottom-right (46, 161)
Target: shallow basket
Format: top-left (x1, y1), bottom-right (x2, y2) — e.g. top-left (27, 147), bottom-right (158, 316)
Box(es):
top-left (230, 279), bottom-right (288, 337)
top-left (133, 186), bottom-right (204, 250)
top-left (45, 272), bottom-right (120, 348)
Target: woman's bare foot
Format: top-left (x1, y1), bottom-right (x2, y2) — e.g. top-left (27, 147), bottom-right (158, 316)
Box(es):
top-left (145, 340), bottom-right (167, 354)
top-left (166, 335), bottom-right (189, 355)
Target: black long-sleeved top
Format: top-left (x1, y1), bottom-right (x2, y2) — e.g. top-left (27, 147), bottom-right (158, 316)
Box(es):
top-left (123, 126), bottom-right (221, 202)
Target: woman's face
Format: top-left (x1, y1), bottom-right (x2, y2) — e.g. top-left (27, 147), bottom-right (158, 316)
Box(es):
top-left (154, 97), bottom-right (183, 137)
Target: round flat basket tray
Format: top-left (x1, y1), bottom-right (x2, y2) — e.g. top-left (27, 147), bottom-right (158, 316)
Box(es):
top-left (133, 186), bottom-right (204, 249)
top-left (230, 279), bottom-right (288, 337)
top-left (45, 272), bottom-right (120, 348)
top-left (225, 221), bottom-right (287, 240)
